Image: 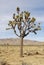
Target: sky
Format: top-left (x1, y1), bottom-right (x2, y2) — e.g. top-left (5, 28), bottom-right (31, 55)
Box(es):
top-left (0, 0), bottom-right (44, 42)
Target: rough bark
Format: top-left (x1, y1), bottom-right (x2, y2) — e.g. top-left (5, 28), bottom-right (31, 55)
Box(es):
top-left (20, 36), bottom-right (23, 57)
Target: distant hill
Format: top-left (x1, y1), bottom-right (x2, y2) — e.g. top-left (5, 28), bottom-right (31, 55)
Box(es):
top-left (0, 38), bottom-right (44, 45)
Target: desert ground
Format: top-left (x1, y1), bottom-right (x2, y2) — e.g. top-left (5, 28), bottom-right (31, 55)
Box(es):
top-left (0, 39), bottom-right (44, 65)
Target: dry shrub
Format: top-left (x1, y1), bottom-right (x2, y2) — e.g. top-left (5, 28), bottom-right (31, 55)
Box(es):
top-left (35, 51), bottom-right (39, 54)
top-left (22, 62), bottom-right (28, 65)
top-left (1, 61), bottom-right (10, 65)
top-left (22, 61), bottom-right (32, 65)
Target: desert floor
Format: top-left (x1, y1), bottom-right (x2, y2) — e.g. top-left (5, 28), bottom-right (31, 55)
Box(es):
top-left (0, 45), bottom-right (44, 65)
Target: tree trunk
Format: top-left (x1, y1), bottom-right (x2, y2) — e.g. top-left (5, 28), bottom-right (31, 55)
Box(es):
top-left (20, 36), bottom-right (23, 57)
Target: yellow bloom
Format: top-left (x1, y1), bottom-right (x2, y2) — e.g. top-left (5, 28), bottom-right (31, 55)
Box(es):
top-left (31, 17), bottom-right (36, 22)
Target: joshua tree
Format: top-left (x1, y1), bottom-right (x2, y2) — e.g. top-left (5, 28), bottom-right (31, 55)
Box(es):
top-left (6, 7), bottom-right (41, 57)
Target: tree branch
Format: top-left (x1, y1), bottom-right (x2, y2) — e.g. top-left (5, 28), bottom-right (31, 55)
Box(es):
top-left (24, 28), bottom-right (38, 37)
top-left (24, 32), bottom-right (29, 37)
top-left (14, 30), bottom-right (21, 37)
top-left (29, 28), bottom-right (38, 34)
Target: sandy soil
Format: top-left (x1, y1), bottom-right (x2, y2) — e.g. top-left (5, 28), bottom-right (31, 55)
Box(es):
top-left (0, 45), bottom-right (44, 65)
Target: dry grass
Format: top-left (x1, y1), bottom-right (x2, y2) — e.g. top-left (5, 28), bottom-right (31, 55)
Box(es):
top-left (0, 45), bottom-right (44, 65)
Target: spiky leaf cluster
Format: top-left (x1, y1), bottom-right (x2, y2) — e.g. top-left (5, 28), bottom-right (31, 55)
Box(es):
top-left (6, 7), bottom-right (41, 38)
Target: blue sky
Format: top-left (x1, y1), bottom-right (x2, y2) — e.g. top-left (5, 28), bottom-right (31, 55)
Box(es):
top-left (0, 0), bottom-right (44, 42)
